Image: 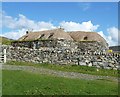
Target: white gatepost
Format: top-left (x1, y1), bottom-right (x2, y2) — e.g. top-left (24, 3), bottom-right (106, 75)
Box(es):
top-left (3, 49), bottom-right (6, 63)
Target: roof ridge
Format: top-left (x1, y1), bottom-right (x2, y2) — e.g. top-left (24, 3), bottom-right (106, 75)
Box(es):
top-left (67, 31), bottom-right (97, 33)
top-left (31, 28), bottom-right (64, 33)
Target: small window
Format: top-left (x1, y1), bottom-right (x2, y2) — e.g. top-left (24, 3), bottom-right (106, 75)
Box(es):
top-left (48, 33), bottom-right (54, 39)
top-left (23, 35), bottom-right (28, 40)
top-left (40, 34), bottom-right (45, 38)
top-left (83, 36), bottom-right (88, 40)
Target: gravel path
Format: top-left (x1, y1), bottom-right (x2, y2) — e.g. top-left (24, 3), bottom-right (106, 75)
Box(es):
top-left (1, 64), bottom-right (119, 81)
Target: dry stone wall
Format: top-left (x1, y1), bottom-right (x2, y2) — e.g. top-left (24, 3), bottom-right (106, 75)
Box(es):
top-left (2, 41), bottom-right (120, 70)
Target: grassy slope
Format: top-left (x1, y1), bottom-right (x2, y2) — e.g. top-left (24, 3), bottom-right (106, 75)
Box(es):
top-left (0, 36), bottom-right (13, 45)
top-left (2, 70), bottom-right (118, 95)
top-left (6, 61), bottom-right (119, 77)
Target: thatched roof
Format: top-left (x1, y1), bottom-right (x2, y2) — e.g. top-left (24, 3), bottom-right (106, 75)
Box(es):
top-left (18, 28), bottom-right (108, 46)
top-left (18, 28), bottom-right (73, 41)
top-left (69, 31), bottom-right (108, 46)
top-left (69, 31), bottom-right (105, 42)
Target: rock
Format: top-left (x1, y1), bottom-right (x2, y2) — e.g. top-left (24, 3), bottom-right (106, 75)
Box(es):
top-left (113, 68), bottom-right (117, 70)
top-left (109, 60), bottom-right (115, 64)
top-left (116, 65), bottom-right (119, 69)
top-left (96, 65), bottom-right (101, 68)
top-left (103, 62), bottom-right (109, 67)
top-left (92, 62), bottom-right (98, 66)
top-left (79, 62), bottom-right (86, 66)
top-left (104, 67), bottom-right (111, 69)
top-left (108, 63), bottom-right (114, 68)
top-left (97, 59), bottom-right (102, 62)
top-left (88, 62), bottom-right (92, 67)
top-left (97, 62), bottom-right (104, 67)
top-left (85, 60), bottom-right (89, 63)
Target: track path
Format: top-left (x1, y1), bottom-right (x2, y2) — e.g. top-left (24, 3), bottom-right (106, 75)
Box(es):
top-left (1, 64), bottom-right (119, 81)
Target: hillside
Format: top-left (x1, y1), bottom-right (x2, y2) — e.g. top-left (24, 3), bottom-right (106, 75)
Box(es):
top-left (0, 36), bottom-right (14, 45)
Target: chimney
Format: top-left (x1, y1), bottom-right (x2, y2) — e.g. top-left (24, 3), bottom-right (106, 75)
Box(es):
top-left (26, 31), bottom-right (29, 34)
top-left (59, 26), bottom-right (64, 30)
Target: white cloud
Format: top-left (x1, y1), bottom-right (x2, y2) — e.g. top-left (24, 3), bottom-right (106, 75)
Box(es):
top-left (107, 27), bottom-right (119, 42)
top-left (60, 21), bottom-right (99, 32)
top-left (2, 11), bottom-right (100, 40)
top-left (2, 11), bottom-right (56, 30)
top-left (98, 27), bottom-right (119, 46)
top-left (1, 11), bottom-right (119, 46)
top-left (1, 11), bottom-right (56, 40)
top-left (37, 21), bottom-right (56, 31)
top-left (2, 29), bottom-right (26, 40)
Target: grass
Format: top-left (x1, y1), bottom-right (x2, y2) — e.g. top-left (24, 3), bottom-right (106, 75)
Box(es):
top-left (0, 36), bottom-right (13, 45)
top-left (2, 70), bottom-right (118, 95)
top-left (6, 61), bottom-right (119, 77)
top-left (0, 70), bottom-right (2, 96)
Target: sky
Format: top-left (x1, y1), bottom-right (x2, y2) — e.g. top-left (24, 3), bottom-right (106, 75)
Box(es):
top-left (1, 2), bottom-right (119, 46)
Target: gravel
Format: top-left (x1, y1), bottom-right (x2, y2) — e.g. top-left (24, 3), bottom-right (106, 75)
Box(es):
top-left (1, 64), bottom-right (119, 82)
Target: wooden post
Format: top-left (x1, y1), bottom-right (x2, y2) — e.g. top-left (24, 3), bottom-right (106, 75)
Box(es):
top-left (4, 49), bottom-right (6, 63)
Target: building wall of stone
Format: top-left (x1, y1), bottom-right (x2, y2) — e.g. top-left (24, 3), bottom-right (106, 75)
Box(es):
top-left (2, 41), bottom-right (119, 70)
top-left (12, 40), bottom-right (108, 51)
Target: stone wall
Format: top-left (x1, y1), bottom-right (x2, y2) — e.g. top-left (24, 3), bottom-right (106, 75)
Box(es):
top-left (12, 39), bottom-right (108, 51)
top-left (2, 41), bottom-right (119, 70)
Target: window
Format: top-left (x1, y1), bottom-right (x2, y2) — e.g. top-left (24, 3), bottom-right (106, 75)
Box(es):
top-left (48, 33), bottom-right (54, 39)
top-left (83, 36), bottom-right (88, 40)
top-left (23, 35), bottom-right (28, 40)
top-left (40, 34), bottom-right (45, 38)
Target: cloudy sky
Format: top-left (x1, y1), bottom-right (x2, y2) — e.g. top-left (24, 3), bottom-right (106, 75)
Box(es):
top-left (1, 2), bottom-right (119, 46)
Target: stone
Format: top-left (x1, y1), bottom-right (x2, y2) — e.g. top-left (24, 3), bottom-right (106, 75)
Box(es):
top-left (97, 62), bottom-right (104, 67)
top-left (97, 59), bottom-right (102, 62)
top-left (92, 62), bottom-right (98, 66)
top-left (88, 62), bottom-right (92, 67)
top-left (79, 62), bottom-right (86, 66)
top-left (85, 60), bottom-right (89, 63)
top-left (103, 62), bottom-right (109, 67)
top-left (108, 63), bottom-right (114, 68)
top-left (96, 65), bottom-right (101, 68)
top-left (109, 60), bottom-right (115, 64)
top-left (113, 68), bottom-right (117, 70)
top-left (116, 66), bottom-right (119, 68)
top-left (104, 67), bottom-right (111, 69)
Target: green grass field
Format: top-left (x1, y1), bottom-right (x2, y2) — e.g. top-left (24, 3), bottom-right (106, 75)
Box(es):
top-left (2, 70), bottom-right (118, 95)
top-left (6, 61), bottom-right (119, 77)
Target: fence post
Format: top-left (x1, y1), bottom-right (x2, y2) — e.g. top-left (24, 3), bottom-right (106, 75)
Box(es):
top-left (3, 49), bottom-right (6, 63)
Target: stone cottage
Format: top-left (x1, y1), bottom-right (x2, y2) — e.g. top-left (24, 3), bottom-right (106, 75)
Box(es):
top-left (12, 28), bottom-right (108, 51)
top-left (8, 28), bottom-right (120, 69)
